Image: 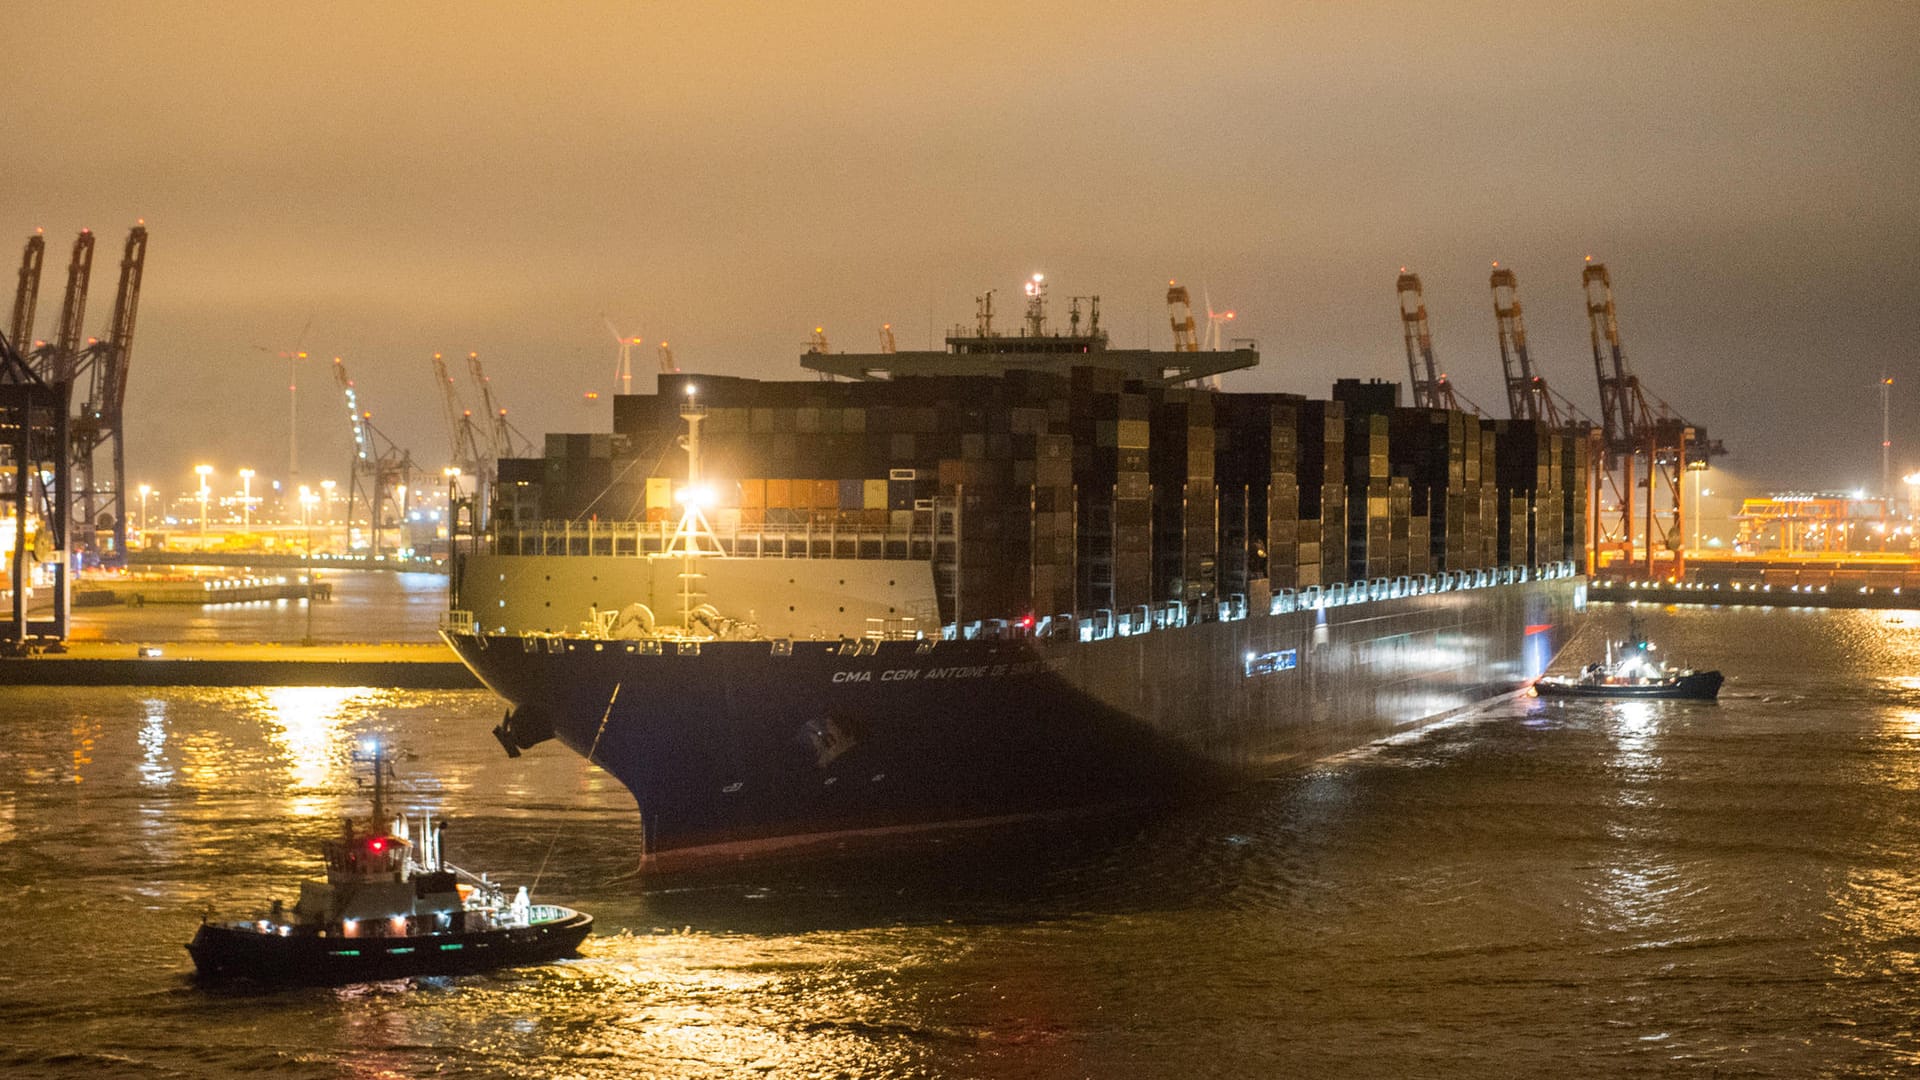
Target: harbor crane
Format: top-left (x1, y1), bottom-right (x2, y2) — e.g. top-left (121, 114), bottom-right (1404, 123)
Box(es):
top-left (465, 352), bottom-right (533, 460)
top-left (13, 225), bottom-right (144, 565)
top-left (1396, 270), bottom-right (1469, 412)
top-left (658, 340), bottom-right (677, 373)
top-left (333, 356), bottom-right (417, 555)
top-left (1581, 259), bottom-right (1723, 578)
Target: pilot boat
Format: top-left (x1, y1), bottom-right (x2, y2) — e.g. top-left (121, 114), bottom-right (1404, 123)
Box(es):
top-left (1532, 617), bottom-right (1723, 701)
top-left (187, 740), bottom-right (592, 984)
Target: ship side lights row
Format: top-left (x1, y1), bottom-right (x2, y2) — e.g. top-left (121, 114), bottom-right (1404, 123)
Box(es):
top-left (1056, 561), bottom-right (1579, 643)
top-left (1595, 579), bottom-right (1906, 596)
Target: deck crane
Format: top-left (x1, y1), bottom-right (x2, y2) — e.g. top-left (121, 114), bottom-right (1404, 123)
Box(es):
top-left (69, 224), bottom-right (145, 563)
top-left (1396, 270), bottom-right (1470, 412)
top-left (657, 340), bottom-right (677, 373)
top-left (878, 324), bottom-right (896, 354)
top-left (1581, 259), bottom-right (1723, 578)
top-left (10, 231), bottom-right (43, 349)
top-left (333, 356), bottom-right (417, 555)
top-left (465, 352), bottom-right (532, 460)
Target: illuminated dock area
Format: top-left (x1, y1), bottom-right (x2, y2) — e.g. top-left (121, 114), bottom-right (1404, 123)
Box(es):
top-left (0, 641), bottom-right (476, 688)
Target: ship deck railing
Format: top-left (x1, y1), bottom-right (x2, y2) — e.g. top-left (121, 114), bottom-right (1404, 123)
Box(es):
top-left (937, 560), bottom-right (1581, 645)
top-left (459, 559), bottom-right (1579, 651)
top-left (484, 515), bottom-right (947, 562)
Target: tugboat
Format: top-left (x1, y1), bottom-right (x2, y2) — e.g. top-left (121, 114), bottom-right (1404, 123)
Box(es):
top-left (187, 740), bottom-right (592, 984)
top-left (1533, 617), bottom-right (1723, 701)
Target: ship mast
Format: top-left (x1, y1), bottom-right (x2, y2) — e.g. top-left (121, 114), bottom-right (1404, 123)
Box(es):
top-left (663, 382), bottom-right (723, 630)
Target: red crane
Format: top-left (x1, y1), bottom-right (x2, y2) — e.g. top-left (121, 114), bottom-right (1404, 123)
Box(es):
top-left (1581, 259), bottom-right (1722, 578)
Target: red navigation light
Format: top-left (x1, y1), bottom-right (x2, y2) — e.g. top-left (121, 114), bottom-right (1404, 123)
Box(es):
top-left (368, 837), bottom-right (385, 853)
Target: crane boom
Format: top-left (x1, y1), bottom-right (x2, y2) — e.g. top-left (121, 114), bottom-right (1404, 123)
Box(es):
top-left (10, 233), bottom-right (43, 349)
top-left (432, 352), bottom-right (487, 474)
top-left (1489, 264), bottom-right (1564, 427)
top-left (98, 224), bottom-right (146, 418)
top-left (466, 351), bottom-right (530, 458)
top-left (48, 230), bottom-right (94, 386)
top-left (1581, 259), bottom-right (1659, 460)
top-left (1396, 270), bottom-right (1463, 412)
top-left (65, 224), bottom-right (147, 564)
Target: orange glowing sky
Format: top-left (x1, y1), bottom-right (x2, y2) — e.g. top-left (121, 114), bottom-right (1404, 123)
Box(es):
top-left (6, 3), bottom-right (1916, 496)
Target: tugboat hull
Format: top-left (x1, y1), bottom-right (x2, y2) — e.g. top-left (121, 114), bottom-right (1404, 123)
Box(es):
top-left (1533, 669), bottom-right (1723, 701)
top-left (187, 910), bottom-right (593, 985)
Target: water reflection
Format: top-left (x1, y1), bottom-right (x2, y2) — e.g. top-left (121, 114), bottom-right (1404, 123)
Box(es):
top-left (138, 698), bottom-right (173, 788)
top-left (258, 686), bottom-right (366, 812)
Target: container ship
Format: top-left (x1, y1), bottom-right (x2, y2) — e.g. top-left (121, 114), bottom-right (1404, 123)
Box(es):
top-left (441, 283), bottom-right (1586, 859)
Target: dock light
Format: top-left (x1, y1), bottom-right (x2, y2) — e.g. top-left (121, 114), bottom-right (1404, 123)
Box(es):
top-left (684, 383), bottom-right (698, 397)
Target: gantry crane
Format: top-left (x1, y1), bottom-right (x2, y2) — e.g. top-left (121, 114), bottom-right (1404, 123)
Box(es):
top-left (1581, 259), bottom-right (1723, 578)
top-left (1396, 270), bottom-right (1467, 412)
top-left (18, 225), bottom-right (143, 565)
top-left (333, 356), bottom-right (417, 554)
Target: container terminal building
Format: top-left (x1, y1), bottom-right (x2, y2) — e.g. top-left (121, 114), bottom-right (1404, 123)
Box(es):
top-left (482, 315), bottom-right (1588, 634)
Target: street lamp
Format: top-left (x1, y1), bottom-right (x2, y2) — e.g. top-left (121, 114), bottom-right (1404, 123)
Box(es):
top-left (238, 468), bottom-right (255, 531)
top-left (299, 484), bottom-right (319, 645)
top-left (194, 465), bottom-right (213, 541)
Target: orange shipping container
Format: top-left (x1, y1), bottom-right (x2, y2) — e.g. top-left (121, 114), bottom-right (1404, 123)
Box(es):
top-left (739, 478), bottom-right (767, 508)
top-left (765, 479), bottom-right (792, 508)
top-left (813, 479), bottom-right (838, 510)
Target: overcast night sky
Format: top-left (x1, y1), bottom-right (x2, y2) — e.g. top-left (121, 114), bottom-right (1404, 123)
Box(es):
top-left (6, 3), bottom-right (1917, 502)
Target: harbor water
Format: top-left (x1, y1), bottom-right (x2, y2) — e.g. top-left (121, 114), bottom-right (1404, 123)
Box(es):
top-left (3, 604), bottom-right (1920, 1077)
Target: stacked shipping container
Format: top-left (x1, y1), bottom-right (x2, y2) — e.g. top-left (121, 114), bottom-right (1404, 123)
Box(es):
top-left (507, 371), bottom-right (1587, 624)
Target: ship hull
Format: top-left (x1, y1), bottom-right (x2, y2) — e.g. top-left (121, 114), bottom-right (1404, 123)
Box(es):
top-left (1533, 669), bottom-right (1723, 701)
top-left (186, 911), bottom-right (593, 985)
top-left (445, 577), bottom-right (1580, 857)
